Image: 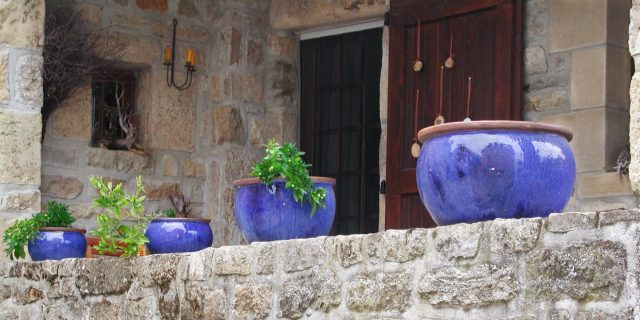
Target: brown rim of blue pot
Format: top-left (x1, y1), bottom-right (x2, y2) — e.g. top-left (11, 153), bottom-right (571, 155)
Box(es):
top-left (150, 217), bottom-right (211, 223)
top-left (232, 176), bottom-right (337, 186)
top-left (417, 120), bottom-right (573, 144)
top-left (38, 227), bottom-right (86, 233)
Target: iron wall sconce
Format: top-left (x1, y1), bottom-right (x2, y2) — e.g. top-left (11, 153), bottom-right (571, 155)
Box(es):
top-left (164, 19), bottom-right (195, 90)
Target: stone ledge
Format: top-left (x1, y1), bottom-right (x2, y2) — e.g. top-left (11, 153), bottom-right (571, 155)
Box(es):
top-left (0, 211), bottom-right (639, 319)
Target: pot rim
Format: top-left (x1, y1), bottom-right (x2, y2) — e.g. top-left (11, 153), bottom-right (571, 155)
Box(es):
top-left (150, 217), bottom-right (211, 223)
top-left (38, 227), bottom-right (86, 234)
top-left (417, 120), bottom-right (573, 144)
top-left (232, 176), bottom-right (336, 187)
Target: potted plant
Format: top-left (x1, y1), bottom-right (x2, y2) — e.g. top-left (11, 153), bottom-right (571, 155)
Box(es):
top-left (233, 140), bottom-right (336, 242)
top-left (3, 201), bottom-right (86, 261)
top-left (416, 120), bottom-right (575, 225)
top-left (145, 191), bottom-right (213, 254)
top-left (87, 176), bottom-right (149, 258)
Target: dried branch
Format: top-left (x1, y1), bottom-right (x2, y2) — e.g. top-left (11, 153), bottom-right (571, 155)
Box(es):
top-left (42, 7), bottom-right (124, 139)
top-left (169, 191), bottom-right (191, 218)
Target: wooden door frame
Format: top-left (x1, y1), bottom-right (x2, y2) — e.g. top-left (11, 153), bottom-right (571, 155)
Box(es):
top-left (384, 0), bottom-right (523, 229)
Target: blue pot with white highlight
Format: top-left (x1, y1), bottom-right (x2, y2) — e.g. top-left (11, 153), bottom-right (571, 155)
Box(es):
top-left (27, 227), bottom-right (87, 261)
top-left (146, 218), bottom-right (213, 254)
top-left (233, 177), bottom-right (336, 242)
top-left (416, 121), bottom-right (576, 226)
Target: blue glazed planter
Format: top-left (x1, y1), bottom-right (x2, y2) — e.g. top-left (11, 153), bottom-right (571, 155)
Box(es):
top-left (233, 177), bottom-right (336, 242)
top-left (146, 218), bottom-right (213, 254)
top-left (27, 228), bottom-right (87, 261)
top-left (416, 121), bottom-right (576, 226)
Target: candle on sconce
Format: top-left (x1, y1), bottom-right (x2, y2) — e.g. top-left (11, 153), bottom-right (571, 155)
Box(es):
top-left (164, 46), bottom-right (171, 64)
top-left (186, 48), bottom-right (195, 67)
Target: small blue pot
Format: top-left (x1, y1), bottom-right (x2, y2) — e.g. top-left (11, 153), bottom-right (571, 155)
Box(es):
top-left (145, 218), bottom-right (213, 254)
top-left (233, 177), bottom-right (336, 242)
top-left (27, 228), bottom-right (87, 261)
top-left (416, 121), bottom-right (576, 225)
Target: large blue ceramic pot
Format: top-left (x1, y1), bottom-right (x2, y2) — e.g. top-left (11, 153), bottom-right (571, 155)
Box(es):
top-left (27, 227), bottom-right (87, 261)
top-left (416, 121), bottom-right (575, 226)
top-left (146, 218), bottom-right (213, 254)
top-left (233, 177), bottom-right (336, 242)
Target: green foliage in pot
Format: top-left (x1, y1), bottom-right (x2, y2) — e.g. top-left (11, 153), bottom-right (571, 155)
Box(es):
top-left (89, 176), bottom-right (149, 258)
top-left (251, 140), bottom-right (327, 216)
top-left (2, 201), bottom-right (76, 260)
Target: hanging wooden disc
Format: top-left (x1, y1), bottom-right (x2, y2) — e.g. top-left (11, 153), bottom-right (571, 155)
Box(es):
top-left (413, 60), bottom-right (423, 72)
top-left (411, 141), bottom-right (421, 158)
top-left (444, 56), bottom-right (455, 69)
top-left (434, 115), bottom-right (445, 125)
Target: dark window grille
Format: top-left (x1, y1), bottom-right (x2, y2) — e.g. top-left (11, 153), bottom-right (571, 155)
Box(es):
top-left (91, 70), bottom-right (136, 150)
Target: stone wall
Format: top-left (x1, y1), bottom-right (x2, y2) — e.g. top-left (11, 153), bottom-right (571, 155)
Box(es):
top-left (629, 0), bottom-right (640, 199)
top-left (0, 210), bottom-right (638, 319)
top-left (0, 0), bottom-right (45, 251)
top-left (523, 0), bottom-right (636, 211)
top-left (38, 0), bottom-right (300, 250)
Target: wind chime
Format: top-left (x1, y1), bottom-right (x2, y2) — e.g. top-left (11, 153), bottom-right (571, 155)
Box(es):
top-left (410, 21), bottom-right (473, 158)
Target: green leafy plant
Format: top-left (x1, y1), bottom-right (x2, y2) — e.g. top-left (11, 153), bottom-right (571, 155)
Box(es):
top-left (160, 208), bottom-right (177, 218)
top-left (89, 176), bottom-right (149, 258)
top-left (251, 140), bottom-right (327, 216)
top-left (2, 201), bottom-right (75, 260)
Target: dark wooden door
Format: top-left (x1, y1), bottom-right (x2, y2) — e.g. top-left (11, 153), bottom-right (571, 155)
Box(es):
top-left (385, 0), bottom-right (523, 229)
top-left (300, 28), bottom-right (383, 235)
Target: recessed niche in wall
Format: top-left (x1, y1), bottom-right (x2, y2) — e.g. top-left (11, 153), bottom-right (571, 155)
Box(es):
top-left (90, 69), bottom-right (137, 151)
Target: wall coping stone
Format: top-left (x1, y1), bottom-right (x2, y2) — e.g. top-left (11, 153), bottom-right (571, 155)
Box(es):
top-left (1, 211), bottom-right (639, 319)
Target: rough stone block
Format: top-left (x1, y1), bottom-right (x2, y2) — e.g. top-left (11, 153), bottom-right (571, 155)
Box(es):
top-left (547, 212), bottom-right (597, 232)
top-left (213, 245), bottom-right (252, 275)
top-left (41, 175), bottom-right (83, 199)
top-left (247, 117), bottom-right (264, 148)
top-left (233, 283), bottom-right (272, 319)
top-left (111, 13), bottom-right (152, 30)
top-left (247, 39), bottom-right (264, 66)
top-left (599, 209), bottom-right (640, 226)
top-left (577, 172), bottom-right (633, 198)
top-left (152, 21), bottom-right (209, 43)
top-left (281, 237), bottom-right (326, 272)
top-left (136, 0), bottom-right (167, 12)
top-left (527, 240), bottom-right (626, 301)
top-left (183, 159), bottom-right (205, 177)
top-left (571, 46), bottom-right (606, 109)
top-left (42, 144), bottom-right (78, 169)
top-left (148, 71), bottom-right (196, 152)
top-left (86, 148), bottom-right (154, 175)
top-left (525, 46), bottom-right (548, 75)
top-left (0, 0), bottom-right (44, 50)
top-left (524, 88), bottom-right (568, 112)
top-left (270, 0), bottom-right (386, 30)
top-left (73, 3), bottom-right (102, 24)
top-left (0, 190), bottom-right (40, 212)
top-left (0, 51), bottom-right (7, 103)
top-left (418, 264), bottom-right (517, 307)
top-left (268, 33), bottom-right (298, 60)
top-left (223, 147), bottom-right (258, 183)
top-left (550, 0), bottom-right (606, 52)
top-left (212, 105), bottom-right (245, 144)
top-left (132, 254), bottom-right (180, 288)
top-left (266, 60), bottom-right (297, 108)
top-left (266, 111), bottom-right (298, 144)
top-left (550, 308), bottom-right (635, 320)
top-left (178, 0), bottom-right (199, 17)
top-left (76, 259), bottom-right (134, 296)
top-left (15, 286), bottom-right (44, 305)
top-left (224, 72), bottom-right (263, 105)
top-left (278, 267), bottom-right (340, 318)
top-left (541, 109), bottom-right (605, 172)
top-left (181, 284), bottom-right (226, 320)
top-left (489, 218), bottom-right (541, 254)
top-left (161, 154), bottom-right (178, 177)
top-left (108, 33), bottom-right (161, 65)
top-left (15, 55), bottom-right (43, 108)
top-left (434, 223), bottom-right (482, 259)
top-left (381, 229), bottom-right (428, 262)
top-left (0, 110), bottom-right (41, 185)
top-left (51, 85), bottom-right (92, 140)
top-left (326, 234), bottom-right (364, 267)
top-left (347, 272), bottom-right (411, 312)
